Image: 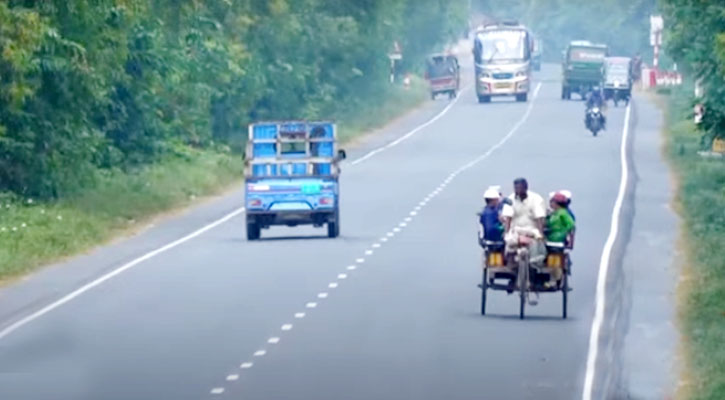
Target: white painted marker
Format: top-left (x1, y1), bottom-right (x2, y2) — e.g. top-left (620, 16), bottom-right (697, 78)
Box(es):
top-left (281, 324), bottom-right (293, 331)
top-left (211, 388), bottom-right (225, 395)
top-left (582, 104), bottom-right (633, 400)
top-left (268, 337), bottom-right (280, 344)
top-left (240, 362), bottom-right (253, 369)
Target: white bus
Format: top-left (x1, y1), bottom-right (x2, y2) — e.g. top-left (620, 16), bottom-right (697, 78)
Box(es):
top-left (473, 22), bottom-right (534, 103)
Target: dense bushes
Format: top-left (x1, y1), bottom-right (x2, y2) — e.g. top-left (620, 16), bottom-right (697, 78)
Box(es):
top-left (0, 0), bottom-right (466, 198)
top-left (661, 0), bottom-right (725, 143)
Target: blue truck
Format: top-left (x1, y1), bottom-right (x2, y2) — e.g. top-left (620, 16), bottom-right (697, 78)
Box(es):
top-left (244, 121), bottom-right (346, 240)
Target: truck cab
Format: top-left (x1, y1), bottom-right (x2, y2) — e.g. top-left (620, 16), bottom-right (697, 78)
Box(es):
top-left (561, 41), bottom-right (609, 100)
top-left (244, 121), bottom-right (346, 240)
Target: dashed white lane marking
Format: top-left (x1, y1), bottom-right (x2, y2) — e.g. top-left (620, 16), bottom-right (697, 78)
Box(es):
top-left (294, 313), bottom-right (306, 319)
top-left (393, 227), bottom-right (401, 233)
top-left (240, 362), bottom-right (253, 369)
top-left (399, 222), bottom-right (407, 227)
top-left (211, 388), bottom-right (225, 395)
top-left (386, 232), bottom-right (394, 237)
top-left (350, 85), bottom-right (470, 166)
top-left (338, 274), bottom-right (348, 279)
top-left (381, 237), bottom-right (389, 242)
top-left (372, 243), bottom-right (381, 248)
top-left (347, 265), bottom-right (357, 271)
top-left (365, 250), bottom-right (374, 255)
top-left (210, 82), bottom-right (544, 395)
top-left (405, 217), bottom-right (413, 222)
top-left (582, 103), bottom-right (633, 400)
top-left (227, 374), bottom-right (239, 381)
top-left (419, 201), bottom-right (426, 206)
top-left (356, 258), bottom-right (365, 263)
top-left (328, 282), bottom-right (338, 288)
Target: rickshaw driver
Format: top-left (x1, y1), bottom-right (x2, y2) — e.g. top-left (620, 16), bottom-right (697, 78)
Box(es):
top-left (500, 178), bottom-right (548, 293)
top-left (502, 178), bottom-right (546, 236)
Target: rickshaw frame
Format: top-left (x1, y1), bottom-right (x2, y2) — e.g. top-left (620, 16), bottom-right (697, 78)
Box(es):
top-left (478, 239), bottom-right (571, 319)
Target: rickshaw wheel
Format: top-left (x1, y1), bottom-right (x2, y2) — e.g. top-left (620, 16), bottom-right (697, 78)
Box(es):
top-left (562, 272), bottom-right (569, 319)
top-left (518, 259), bottom-right (528, 320)
top-left (480, 268), bottom-right (488, 315)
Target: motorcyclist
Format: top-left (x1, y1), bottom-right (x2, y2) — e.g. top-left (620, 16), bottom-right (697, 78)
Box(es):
top-left (585, 87), bottom-right (606, 130)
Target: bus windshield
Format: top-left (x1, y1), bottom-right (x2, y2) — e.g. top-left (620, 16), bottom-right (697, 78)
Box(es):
top-left (476, 30), bottom-right (527, 64)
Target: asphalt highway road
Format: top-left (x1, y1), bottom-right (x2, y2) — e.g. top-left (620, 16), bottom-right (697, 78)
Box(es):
top-left (0, 61), bottom-right (668, 400)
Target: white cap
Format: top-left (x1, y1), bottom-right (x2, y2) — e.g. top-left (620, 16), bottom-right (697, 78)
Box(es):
top-left (483, 188), bottom-right (499, 199)
top-left (548, 191), bottom-right (556, 200)
top-left (560, 190), bottom-right (572, 200)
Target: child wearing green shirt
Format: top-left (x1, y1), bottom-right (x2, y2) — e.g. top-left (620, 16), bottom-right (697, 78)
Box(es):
top-left (544, 193), bottom-right (576, 288)
top-left (547, 193), bottom-right (575, 243)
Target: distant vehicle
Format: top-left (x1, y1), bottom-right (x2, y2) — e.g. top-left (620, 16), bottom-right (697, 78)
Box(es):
top-left (244, 122), bottom-right (346, 240)
top-left (561, 41), bottom-right (609, 100)
top-left (586, 107), bottom-right (604, 136)
top-left (472, 21), bottom-right (534, 103)
top-left (603, 57), bottom-right (632, 106)
top-left (425, 53), bottom-right (460, 100)
top-left (532, 37), bottom-right (543, 71)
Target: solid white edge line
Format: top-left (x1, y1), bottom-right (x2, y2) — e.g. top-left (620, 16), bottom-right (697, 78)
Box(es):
top-left (349, 86), bottom-right (470, 165)
top-left (581, 104), bottom-right (632, 400)
top-left (0, 206), bottom-right (247, 341)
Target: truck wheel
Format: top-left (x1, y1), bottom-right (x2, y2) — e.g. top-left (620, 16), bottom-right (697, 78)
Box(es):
top-left (246, 222), bottom-right (261, 241)
top-left (327, 212), bottom-right (340, 238)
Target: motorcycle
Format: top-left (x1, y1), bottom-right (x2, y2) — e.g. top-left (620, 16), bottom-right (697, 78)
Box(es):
top-left (586, 107), bottom-right (604, 136)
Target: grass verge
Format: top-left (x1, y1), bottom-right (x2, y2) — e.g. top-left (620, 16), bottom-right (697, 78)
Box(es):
top-left (0, 79), bottom-right (428, 281)
top-left (0, 149), bottom-right (241, 281)
top-left (661, 87), bottom-right (725, 400)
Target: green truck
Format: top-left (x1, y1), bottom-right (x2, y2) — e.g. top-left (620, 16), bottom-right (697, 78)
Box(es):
top-left (561, 41), bottom-right (609, 100)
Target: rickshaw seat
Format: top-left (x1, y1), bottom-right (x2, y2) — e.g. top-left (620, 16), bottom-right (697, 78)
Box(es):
top-left (483, 240), bottom-right (505, 252)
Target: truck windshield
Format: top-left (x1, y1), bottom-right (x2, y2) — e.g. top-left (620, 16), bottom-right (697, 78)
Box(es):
top-left (428, 59), bottom-right (456, 78)
top-left (476, 30), bottom-right (526, 63)
top-left (607, 63), bottom-right (629, 74)
top-left (570, 48), bottom-right (606, 63)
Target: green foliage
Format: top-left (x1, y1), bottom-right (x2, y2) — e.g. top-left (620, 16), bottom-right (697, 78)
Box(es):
top-left (661, 0), bottom-right (725, 142)
top-left (0, 149), bottom-right (241, 279)
top-left (664, 87), bottom-right (725, 400)
top-left (0, 0), bottom-right (467, 199)
top-left (473, 0), bottom-right (654, 60)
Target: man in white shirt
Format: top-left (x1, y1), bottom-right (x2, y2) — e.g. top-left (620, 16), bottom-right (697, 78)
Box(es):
top-left (501, 178), bottom-right (546, 236)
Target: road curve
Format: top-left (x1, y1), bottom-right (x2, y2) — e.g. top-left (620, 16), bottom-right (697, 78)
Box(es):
top-left (0, 63), bottom-right (634, 400)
